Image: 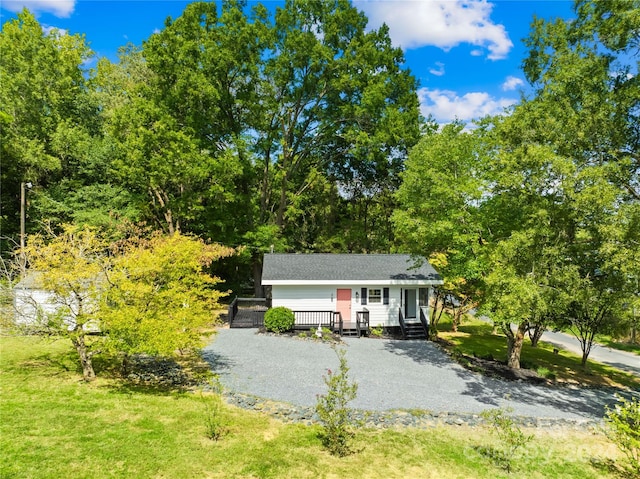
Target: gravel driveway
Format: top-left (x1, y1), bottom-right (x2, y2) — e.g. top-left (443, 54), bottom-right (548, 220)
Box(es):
top-left (203, 328), bottom-right (638, 420)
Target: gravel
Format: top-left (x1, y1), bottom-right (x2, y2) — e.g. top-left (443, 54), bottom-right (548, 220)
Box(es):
top-left (202, 328), bottom-right (638, 423)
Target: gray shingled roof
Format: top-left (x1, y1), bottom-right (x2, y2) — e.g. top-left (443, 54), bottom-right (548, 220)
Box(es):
top-left (262, 254), bottom-right (442, 283)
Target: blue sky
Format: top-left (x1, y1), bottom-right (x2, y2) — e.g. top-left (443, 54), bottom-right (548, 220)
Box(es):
top-left (1, 0), bottom-right (575, 123)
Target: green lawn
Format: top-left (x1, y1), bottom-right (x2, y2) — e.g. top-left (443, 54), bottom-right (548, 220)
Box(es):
top-left (436, 318), bottom-right (640, 390)
top-left (596, 333), bottom-right (640, 356)
top-left (0, 335), bottom-right (629, 479)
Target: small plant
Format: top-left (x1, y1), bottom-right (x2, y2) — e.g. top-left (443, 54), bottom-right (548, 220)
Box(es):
top-left (604, 394), bottom-right (640, 476)
top-left (315, 347), bottom-right (359, 456)
top-left (370, 325), bottom-right (384, 338)
top-left (536, 366), bottom-right (556, 381)
top-left (480, 407), bottom-right (533, 472)
top-left (264, 306), bottom-right (295, 333)
top-left (203, 379), bottom-right (227, 441)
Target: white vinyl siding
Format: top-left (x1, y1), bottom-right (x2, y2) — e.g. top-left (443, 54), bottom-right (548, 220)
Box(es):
top-left (270, 284), bottom-right (432, 328)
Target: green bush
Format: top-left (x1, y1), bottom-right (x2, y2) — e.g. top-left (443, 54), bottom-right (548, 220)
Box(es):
top-left (604, 394), bottom-right (640, 476)
top-left (264, 307), bottom-right (295, 333)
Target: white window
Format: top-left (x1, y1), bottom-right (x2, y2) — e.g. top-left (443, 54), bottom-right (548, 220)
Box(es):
top-left (368, 289), bottom-right (382, 303)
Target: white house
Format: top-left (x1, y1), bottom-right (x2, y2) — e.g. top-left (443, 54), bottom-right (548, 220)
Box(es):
top-left (261, 253), bottom-right (443, 337)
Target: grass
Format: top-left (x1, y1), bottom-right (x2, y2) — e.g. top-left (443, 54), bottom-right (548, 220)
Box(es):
top-left (0, 335), bottom-right (632, 478)
top-left (595, 333), bottom-right (640, 356)
top-left (436, 318), bottom-right (640, 390)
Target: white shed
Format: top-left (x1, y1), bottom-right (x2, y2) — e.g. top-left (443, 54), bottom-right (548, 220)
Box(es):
top-left (261, 253), bottom-right (443, 337)
top-left (13, 272), bottom-right (61, 327)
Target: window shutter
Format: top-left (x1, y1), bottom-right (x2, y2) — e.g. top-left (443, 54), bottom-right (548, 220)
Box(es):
top-left (361, 288), bottom-right (367, 305)
top-left (383, 288), bottom-right (389, 305)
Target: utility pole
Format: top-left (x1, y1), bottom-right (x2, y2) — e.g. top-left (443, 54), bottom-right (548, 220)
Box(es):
top-left (20, 181), bottom-right (32, 251)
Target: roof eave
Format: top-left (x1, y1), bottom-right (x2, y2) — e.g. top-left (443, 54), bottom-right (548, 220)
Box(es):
top-left (263, 279), bottom-right (443, 286)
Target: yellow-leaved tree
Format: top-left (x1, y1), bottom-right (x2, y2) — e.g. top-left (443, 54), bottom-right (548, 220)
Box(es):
top-left (100, 233), bottom-right (234, 374)
top-left (21, 225), bottom-right (234, 380)
top-left (23, 225), bottom-right (109, 380)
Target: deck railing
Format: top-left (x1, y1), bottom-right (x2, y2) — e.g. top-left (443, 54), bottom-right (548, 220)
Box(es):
top-left (293, 311), bottom-right (335, 331)
top-left (398, 308), bottom-right (407, 339)
top-left (228, 297), bottom-right (268, 328)
top-left (356, 309), bottom-right (370, 336)
top-left (419, 306), bottom-right (430, 339)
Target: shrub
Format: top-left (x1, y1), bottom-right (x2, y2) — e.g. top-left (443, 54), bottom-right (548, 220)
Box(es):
top-left (315, 347), bottom-right (359, 456)
top-left (480, 407), bottom-right (533, 472)
top-left (370, 326), bottom-right (384, 338)
top-left (264, 307), bottom-right (295, 333)
top-left (604, 394), bottom-right (640, 476)
top-left (203, 379), bottom-right (227, 441)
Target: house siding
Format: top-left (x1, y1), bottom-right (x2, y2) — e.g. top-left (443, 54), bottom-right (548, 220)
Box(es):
top-left (271, 284), bottom-right (431, 327)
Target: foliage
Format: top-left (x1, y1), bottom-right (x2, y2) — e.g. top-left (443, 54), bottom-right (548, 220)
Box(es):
top-left (22, 224), bottom-right (109, 380)
top-left (100, 233), bottom-right (234, 364)
top-left (395, 1), bottom-right (639, 370)
top-left (369, 325), bottom-right (384, 338)
top-left (315, 347), bottom-right (359, 457)
top-left (19, 226), bottom-right (233, 379)
top-left (604, 394), bottom-right (640, 476)
top-left (202, 379), bottom-right (227, 441)
top-left (263, 306), bottom-right (295, 333)
top-left (480, 407), bottom-right (533, 473)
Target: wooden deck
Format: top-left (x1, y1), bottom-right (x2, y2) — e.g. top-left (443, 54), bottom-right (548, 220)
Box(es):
top-left (227, 298), bottom-right (371, 337)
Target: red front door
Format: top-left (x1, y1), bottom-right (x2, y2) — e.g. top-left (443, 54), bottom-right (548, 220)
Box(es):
top-left (336, 289), bottom-right (352, 323)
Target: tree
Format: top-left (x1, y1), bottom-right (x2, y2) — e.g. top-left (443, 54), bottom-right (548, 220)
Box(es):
top-left (393, 123), bottom-right (487, 337)
top-left (0, 10), bottom-right (96, 252)
top-left (139, 0), bottom-right (420, 253)
top-left (101, 233), bottom-right (234, 374)
top-left (22, 225), bottom-right (109, 380)
top-left (20, 226), bottom-right (234, 380)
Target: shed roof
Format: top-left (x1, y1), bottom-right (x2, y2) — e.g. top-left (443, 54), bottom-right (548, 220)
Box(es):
top-left (262, 254), bottom-right (442, 285)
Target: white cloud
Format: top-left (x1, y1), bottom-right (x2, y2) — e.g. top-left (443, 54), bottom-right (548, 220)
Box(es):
top-left (429, 62), bottom-right (445, 76)
top-left (2, 0), bottom-right (75, 17)
top-left (356, 0), bottom-right (513, 60)
top-left (419, 87), bottom-right (516, 123)
top-left (502, 76), bottom-right (524, 91)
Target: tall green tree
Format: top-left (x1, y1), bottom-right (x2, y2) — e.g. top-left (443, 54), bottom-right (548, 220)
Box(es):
top-left (394, 122), bottom-right (487, 336)
top-left (0, 10), bottom-right (96, 249)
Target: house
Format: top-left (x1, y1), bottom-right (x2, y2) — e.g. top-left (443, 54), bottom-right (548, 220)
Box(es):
top-left (261, 253), bottom-right (443, 338)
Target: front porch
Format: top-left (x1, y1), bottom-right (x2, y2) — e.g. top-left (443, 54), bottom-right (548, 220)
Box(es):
top-left (228, 297), bottom-right (428, 339)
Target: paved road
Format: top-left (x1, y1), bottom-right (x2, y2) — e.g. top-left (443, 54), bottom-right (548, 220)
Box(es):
top-left (540, 330), bottom-right (640, 377)
top-left (203, 328), bottom-right (639, 420)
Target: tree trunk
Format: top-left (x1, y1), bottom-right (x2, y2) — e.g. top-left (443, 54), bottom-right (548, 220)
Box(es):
top-left (253, 257), bottom-right (263, 297)
top-left (121, 353), bottom-right (130, 377)
top-left (529, 323), bottom-right (545, 347)
top-left (72, 335), bottom-right (96, 381)
top-left (504, 322), bottom-right (528, 369)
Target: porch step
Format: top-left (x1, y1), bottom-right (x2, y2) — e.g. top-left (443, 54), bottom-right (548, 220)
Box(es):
top-left (403, 321), bottom-right (428, 340)
top-left (341, 328), bottom-right (359, 337)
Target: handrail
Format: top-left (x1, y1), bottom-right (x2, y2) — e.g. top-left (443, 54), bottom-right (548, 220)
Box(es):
top-left (228, 297), bottom-right (239, 324)
top-left (398, 308), bottom-right (407, 339)
top-left (333, 311), bottom-right (343, 335)
top-left (293, 311), bottom-right (335, 331)
top-left (419, 306), bottom-right (430, 339)
top-left (356, 309), bottom-right (370, 336)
